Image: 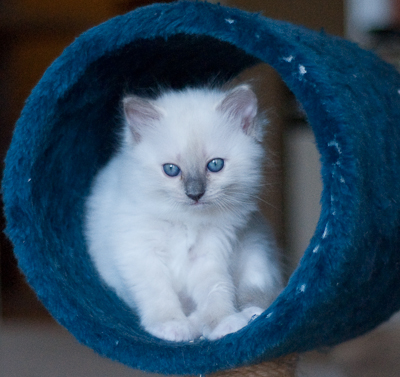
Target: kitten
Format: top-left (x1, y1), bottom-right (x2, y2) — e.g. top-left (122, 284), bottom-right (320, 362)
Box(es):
top-left (85, 85), bottom-right (283, 341)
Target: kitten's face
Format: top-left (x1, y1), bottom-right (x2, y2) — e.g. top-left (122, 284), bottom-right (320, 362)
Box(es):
top-left (123, 87), bottom-right (265, 215)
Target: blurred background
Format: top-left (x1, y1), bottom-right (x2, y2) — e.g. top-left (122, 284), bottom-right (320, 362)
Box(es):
top-left (1, 0), bottom-right (400, 376)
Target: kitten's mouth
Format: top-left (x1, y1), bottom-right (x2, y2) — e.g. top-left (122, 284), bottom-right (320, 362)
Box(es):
top-left (189, 200), bottom-right (208, 207)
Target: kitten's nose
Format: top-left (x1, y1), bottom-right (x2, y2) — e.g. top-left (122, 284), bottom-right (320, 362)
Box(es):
top-left (186, 192), bottom-right (205, 202)
top-left (184, 176), bottom-right (206, 202)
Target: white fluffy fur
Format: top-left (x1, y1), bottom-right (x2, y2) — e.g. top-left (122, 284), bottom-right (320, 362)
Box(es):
top-left (85, 85), bottom-right (283, 341)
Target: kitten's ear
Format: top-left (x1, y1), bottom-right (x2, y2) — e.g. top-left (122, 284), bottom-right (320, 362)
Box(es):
top-left (123, 96), bottom-right (162, 143)
top-left (217, 85), bottom-right (262, 141)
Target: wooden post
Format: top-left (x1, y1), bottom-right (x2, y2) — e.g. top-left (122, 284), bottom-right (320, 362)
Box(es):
top-left (210, 354), bottom-right (298, 377)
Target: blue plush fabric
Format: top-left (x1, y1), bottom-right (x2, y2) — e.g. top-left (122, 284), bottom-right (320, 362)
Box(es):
top-left (3, 1), bottom-right (400, 375)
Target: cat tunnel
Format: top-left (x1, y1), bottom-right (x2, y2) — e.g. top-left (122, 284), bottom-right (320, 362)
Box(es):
top-left (3, 1), bottom-right (400, 375)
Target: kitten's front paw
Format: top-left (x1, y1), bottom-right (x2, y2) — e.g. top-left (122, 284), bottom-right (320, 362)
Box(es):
top-left (146, 319), bottom-right (194, 342)
top-left (205, 313), bottom-right (248, 340)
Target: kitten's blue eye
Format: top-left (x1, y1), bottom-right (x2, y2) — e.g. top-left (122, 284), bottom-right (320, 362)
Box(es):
top-left (207, 158), bottom-right (224, 173)
top-left (163, 163), bottom-right (181, 177)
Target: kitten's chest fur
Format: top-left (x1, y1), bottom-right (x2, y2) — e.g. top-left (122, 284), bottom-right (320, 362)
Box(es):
top-left (157, 221), bottom-right (201, 311)
top-left (160, 221), bottom-right (198, 271)
top-left (154, 218), bottom-right (234, 316)
top-left (156, 220), bottom-right (223, 281)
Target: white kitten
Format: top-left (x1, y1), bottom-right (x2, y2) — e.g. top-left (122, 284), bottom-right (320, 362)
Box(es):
top-left (85, 85), bottom-right (283, 341)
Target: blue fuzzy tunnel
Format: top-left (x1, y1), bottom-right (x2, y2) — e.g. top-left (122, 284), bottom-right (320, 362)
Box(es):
top-left (3, 1), bottom-right (400, 375)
